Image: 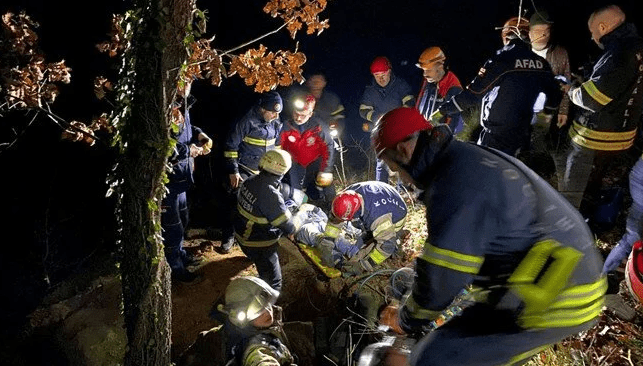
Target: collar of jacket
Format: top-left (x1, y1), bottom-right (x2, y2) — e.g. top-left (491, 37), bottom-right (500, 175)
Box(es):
top-left (601, 22), bottom-right (640, 48)
top-left (371, 73), bottom-right (397, 89)
top-left (258, 171), bottom-right (283, 187)
top-left (407, 124), bottom-right (454, 189)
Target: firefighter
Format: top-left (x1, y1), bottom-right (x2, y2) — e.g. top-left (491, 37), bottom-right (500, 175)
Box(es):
top-left (279, 91), bottom-right (335, 210)
top-left (162, 80), bottom-right (212, 283)
top-left (374, 108), bottom-right (605, 366)
top-left (559, 5), bottom-right (643, 210)
top-left (221, 91), bottom-right (284, 253)
top-left (415, 47), bottom-right (464, 134)
top-left (431, 16), bottom-right (562, 157)
top-left (215, 276), bottom-right (295, 366)
top-left (360, 56), bottom-right (415, 183)
top-left (233, 150), bottom-right (300, 292)
top-left (320, 181), bottom-right (408, 275)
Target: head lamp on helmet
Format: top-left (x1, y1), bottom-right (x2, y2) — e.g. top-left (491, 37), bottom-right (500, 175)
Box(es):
top-left (219, 276), bottom-right (280, 328)
top-left (259, 91), bottom-right (283, 113)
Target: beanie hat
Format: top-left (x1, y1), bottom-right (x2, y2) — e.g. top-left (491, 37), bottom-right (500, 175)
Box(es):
top-left (370, 56), bottom-right (391, 74)
top-left (259, 91), bottom-right (283, 113)
top-left (529, 10), bottom-right (553, 26)
top-left (372, 107), bottom-right (432, 153)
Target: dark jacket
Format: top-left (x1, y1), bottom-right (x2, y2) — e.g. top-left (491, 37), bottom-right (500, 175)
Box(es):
top-left (360, 74), bottom-right (415, 126)
top-left (399, 126), bottom-right (605, 333)
top-left (313, 89), bottom-right (345, 127)
top-left (234, 172), bottom-right (296, 247)
top-left (224, 106), bottom-right (282, 175)
top-left (441, 39), bottom-right (562, 147)
top-left (168, 107), bottom-right (203, 192)
top-left (569, 23), bottom-right (643, 151)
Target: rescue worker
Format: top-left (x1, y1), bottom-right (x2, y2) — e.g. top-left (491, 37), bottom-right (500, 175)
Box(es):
top-left (221, 91), bottom-right (284, 253)
top-left (234, 150), bottom-right (299, 292)
top-left (374, 108), bottom-right (606, 366)
top-left (415, 47), bottom-right (464, 134)
top-left (559, 4), bottom-right (643, 210)
top-left (321, 181), bottom-right (408, 275)
top-left (306, 71), bottom-right (346, 132)
top-left (279, 91), bottom-right (335, 210)
top-left (431, 16), bottom-right (562, 157)
top-left (162, 80), bottom-right (212, 283)
top-left (360, 56), bottom-right (415, 183)
top-left (215, 276), bottom-right (295, 366)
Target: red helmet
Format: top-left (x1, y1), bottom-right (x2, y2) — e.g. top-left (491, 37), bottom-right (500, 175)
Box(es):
top-left (372, 107), bottom-right (432, 156)
top-left (370, 56), bottom-right (391, 74)
top-left (625, 240), bottom-right (643, 304)
top-left (331, 190), bottom-right (363, 221)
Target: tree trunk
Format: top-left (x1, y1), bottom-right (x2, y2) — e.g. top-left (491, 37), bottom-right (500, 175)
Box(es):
top-left (116, 0), bottom-right (194, 365)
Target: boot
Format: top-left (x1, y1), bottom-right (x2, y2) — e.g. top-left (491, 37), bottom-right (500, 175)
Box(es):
top-left (220, 237), bottom-right (235, 254)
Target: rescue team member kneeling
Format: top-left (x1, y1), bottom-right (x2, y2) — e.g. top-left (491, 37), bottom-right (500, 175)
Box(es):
top-left (320, 181), bottom-right (407, 275)
top-left (375, 108), bottom-right (606, 366)
top-left (233, 150), bottom-right (301, 292)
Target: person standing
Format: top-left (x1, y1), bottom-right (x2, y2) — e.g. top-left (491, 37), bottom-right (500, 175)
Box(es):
top-left (306, 71), bottom-right (346, 131)
top-left (162, 80), bottom-right (213, 282)
top-left (559, 4), bottom-right (643, 210)
top-left (221, 91), bottom-right (284, 253)
top-left (374, 107), bottom-right (605, 366)
top-left (360, 56), bottom-right (415, 183)
top-left (415, 47), bottom-right (464, 134)
top-left (432, 16), bottom-right (562, 157)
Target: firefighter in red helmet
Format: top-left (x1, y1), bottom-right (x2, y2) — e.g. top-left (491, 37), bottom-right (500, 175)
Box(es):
top-left (374, 107), bottom-right (605, 366)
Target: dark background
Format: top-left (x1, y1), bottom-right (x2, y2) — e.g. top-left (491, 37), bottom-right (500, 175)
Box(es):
top-left (1, 0), bottom-right (642, 360)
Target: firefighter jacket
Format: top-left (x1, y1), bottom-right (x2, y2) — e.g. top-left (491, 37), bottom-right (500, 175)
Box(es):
top-left (234, 172), bottom-right (297, 247)
top-left (324, 181), bottom-right (407, 268)
top-left (399, 125), bottom-right (606, 333)
top-left (168, 106), bottom-right (203, 192)
top-left (440, 39), bottom-right (562, 145)
top-left (360, 74), bottom-right (415, 127)
top-left (279, 116), bottom-right (335, 173)
top-left (224, 106), bottom-right (282, 175)
top-left (568, 22), bottom-right (643, 151)
top-left (415, 71), bottom-right (464, 133)
top-left (313, 89), bottom-right (345, 127)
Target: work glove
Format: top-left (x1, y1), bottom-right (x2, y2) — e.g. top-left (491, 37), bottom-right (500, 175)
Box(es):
top-left (198, 132), bottom-right (213, 155)
top-left (317, 238), bottom-right (337, 267)
top-left (189, 143), bottom-right (204, 157)
top-left (316, 172), bottom-right (333, 187)
top-left (335, 237), bottom-right (359, 257)
top-left (603, 243), bottom-right (633, 273)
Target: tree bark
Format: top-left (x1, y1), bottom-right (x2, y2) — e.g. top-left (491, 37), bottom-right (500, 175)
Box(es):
top-left (117, 0), bottom-right (194, 365)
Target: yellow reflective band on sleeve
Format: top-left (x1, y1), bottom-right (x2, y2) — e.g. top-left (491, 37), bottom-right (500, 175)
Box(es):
top-left (394, 218), bottom-right (406, 231)
top-left (372, 219), bottom-right (395, 239)
top-left (420, 243), bottom-right (484, 274)
top-left (243, 344), bottom-right (280, 366)
top-left (243, 136), bottom-right (276, 146)
top-left (569, 123), bottom-right (636, 151)
top-left (323, 223), bottom-right (342, 239)
top-left (402, 95), bottom-right (414, 104)
top-left (369, 248), bottom-right (389, 264)
top-left (404, 294), bottom-right (441, 321)
top-left (224, 151), bottom-right (238, 158)
top-left (270, 210), bottom-right (291, 227)
top-left (548, 276), bottom-right (607, 310)
top-left (518, 296), bottom-right (604, 329)
top-left (582, 80), bottom-right (613, 106)
top-left (237, 205), bottom-right (269, 224)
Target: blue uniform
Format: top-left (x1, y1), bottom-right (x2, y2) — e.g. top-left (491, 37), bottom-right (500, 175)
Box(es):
top-left (161, 106), bottom-right (203, 276)
top-left (224, 106), bottom-right (282, 176)
top-left (324, 181), bottom-right (407, 271)
top-left (400, 126), bottom-right (605, 366)
top-left (233, 172), bottom-right (297, 291)
top-left (360, 74), bottom-right (415, 183)
top-left (440, 39), bottom-right (561, 156)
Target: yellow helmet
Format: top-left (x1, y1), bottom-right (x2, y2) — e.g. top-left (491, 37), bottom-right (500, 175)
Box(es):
top-left (218, 276), bottom-right (279, 327)
top-left (259, 150), bottom-right (292, 176)
top-left (416, 47), bottom-right (446, 70)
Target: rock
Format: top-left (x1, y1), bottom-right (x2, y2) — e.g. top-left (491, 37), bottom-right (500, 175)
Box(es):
top-left (604, 294), bottom-right (637, 321)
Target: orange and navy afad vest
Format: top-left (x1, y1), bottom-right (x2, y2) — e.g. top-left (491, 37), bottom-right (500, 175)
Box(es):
top-left (569, 23), bottom-right (643, 151)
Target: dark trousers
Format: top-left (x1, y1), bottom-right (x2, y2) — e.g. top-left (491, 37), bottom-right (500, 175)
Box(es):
top-left (222, 170), bottom-right (252, 241)
top-left (161, 189), bottom-right (189, 274)
top-left (478, 128), bottom-right (529, 157)
top-left (239, 243), bottom-right (282, 292)
top-left (286, 161), bottom-right (335, 211)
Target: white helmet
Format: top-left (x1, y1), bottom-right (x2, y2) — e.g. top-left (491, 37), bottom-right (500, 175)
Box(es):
top-left (218, 276), bottom-right (280, 327)
top-left (259, 150), bottom-right (292, 176)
